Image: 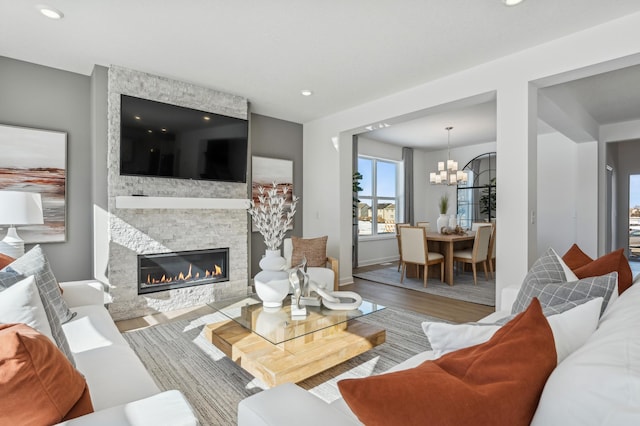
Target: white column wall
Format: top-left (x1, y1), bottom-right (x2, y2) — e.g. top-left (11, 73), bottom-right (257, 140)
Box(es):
top-left (302, 12), bottom-right (640, 297)
top-left (537, 132), bottom-right (579, 256)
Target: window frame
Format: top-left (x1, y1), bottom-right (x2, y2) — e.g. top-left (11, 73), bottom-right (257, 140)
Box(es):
top-left (357, 155), bottom-right (403, 239)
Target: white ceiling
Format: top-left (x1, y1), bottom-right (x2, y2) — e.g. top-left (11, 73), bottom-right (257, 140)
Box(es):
top-left (3, 0), bottom-right (640, 127)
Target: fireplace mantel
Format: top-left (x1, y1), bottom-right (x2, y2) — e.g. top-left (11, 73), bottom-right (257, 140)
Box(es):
top-left (115, 196), bottom-right (250, 210)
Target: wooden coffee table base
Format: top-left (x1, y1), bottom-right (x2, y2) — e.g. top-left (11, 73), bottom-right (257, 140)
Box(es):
top-left (204, 319), bottom-right (386, 388)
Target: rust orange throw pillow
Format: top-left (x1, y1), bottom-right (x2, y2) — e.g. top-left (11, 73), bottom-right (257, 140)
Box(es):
top-left (0, 253), bottom-right (15, 269)
top-left (572, 248), bottom-right (633, 294)
top-left (0, 323), bottom-right (93, 425)
top-left (338, 299), bottom-right (556, 426)
top-left (562, 244), bottom-right (593, 270)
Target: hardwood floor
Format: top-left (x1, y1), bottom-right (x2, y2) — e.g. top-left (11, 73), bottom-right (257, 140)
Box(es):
top-left (347, 263), bottom-right (495, 323)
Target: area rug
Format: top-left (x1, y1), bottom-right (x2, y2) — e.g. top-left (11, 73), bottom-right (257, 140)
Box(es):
top-left (122, 307), bottom-right (442, 425)
top-left (354, 265), bottom-right (496, 306)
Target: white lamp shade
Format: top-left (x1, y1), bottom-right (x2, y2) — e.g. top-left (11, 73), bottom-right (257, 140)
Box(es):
top-left (0, 191), bottom-right (44, 225)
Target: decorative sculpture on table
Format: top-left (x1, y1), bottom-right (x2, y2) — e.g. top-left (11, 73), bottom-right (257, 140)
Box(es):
top-left (248, 182), bottom-right (299, 308)
top-left (289, 256), bottom-right (309, 317)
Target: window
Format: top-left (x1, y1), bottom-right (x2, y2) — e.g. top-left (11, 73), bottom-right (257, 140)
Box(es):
top-left (357, 156), bottom-right (402, 236)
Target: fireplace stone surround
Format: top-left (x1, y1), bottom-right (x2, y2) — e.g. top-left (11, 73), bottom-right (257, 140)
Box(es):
top-left (105, 66), bottom-right (250, 321)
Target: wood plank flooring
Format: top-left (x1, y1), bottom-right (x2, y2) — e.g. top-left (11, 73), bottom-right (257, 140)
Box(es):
top-left (348, 263), bottom-right (495, 323)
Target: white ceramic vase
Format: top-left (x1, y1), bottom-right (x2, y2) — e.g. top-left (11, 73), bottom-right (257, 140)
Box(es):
top-left (436, 214), bottom-right (448, 233)
top-left (254, 249), bottom-right (290, 308)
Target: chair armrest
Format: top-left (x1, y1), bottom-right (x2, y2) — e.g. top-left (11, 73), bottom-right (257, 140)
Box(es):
top-left (327, 256), bottom-right (339, 291)
top-left (238, 383), bottom-right (360, 426)
top-left (59, 280), bottom-right (108, 308)
top-left (55, 390), bottom-right (198, 426)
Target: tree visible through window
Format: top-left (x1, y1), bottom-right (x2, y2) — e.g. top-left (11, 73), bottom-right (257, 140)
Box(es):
top-left (357, 156), bottom-right (401, 236)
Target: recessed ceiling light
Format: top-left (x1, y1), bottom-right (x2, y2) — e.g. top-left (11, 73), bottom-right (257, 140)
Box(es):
top-left (36, 4), bottom-right (64, 19)
top-left (300, 90), bottom-right (313, 97)
top-left (502, 0), bottom-right (524, 6)
top-left (161, 128), bottom-right (167, 132)
top-left (203, 116), bottom-right (210, 121)
top-left (134, 115), bottom-right (141, 120)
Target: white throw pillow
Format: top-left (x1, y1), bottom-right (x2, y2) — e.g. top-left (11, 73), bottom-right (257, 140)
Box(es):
top-left (0, 275), bottom-right (55, 343)
top-left (551, 247), bottom-right (579, 281)
top-left (422, 297), bottom-right (603, 364)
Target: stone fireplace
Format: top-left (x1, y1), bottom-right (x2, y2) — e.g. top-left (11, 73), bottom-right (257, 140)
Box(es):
top-left (104, 66), bottom-right (250, 321)
top-left (138, 248), bottom-right (229, 295)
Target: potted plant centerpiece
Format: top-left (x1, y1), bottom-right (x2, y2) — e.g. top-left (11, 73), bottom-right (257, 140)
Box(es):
top-left (437, 194), bottom-right (449, 233)
top-left (248, 183), bottom-right (299, 308)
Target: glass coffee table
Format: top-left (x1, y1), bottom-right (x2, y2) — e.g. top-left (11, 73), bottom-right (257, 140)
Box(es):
top-left (204, 294), bottom-right (386, 387)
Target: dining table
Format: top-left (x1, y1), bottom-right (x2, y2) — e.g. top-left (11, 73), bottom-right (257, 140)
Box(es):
top-left (425, 231), bottom-right (475, 286)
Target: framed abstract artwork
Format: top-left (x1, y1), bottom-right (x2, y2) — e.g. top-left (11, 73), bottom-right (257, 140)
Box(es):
top-left (251, 156), bottom-right (294, 232)
top-left (0, 124), bottom-right (67, 243)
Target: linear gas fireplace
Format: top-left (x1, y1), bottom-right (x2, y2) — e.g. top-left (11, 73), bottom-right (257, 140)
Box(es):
top-left (138, 248), bottom-right (229, 295)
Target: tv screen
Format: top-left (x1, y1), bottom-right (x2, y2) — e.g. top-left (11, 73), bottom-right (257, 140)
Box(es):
top-left (120, 95), bottom-right (248, 183)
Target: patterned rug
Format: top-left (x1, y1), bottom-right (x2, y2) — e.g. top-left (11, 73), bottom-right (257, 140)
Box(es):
top-left (122, 307), bottom-right (442, 425)
top-left (354, 265), bottom-right (496, 306)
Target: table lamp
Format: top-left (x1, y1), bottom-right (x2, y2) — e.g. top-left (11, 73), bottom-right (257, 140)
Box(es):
top-left (0, 191), bottom-right (44, 258)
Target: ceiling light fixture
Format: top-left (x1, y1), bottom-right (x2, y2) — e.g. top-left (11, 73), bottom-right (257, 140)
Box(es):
top-left (502, 0), bottom-right (524, 6)
top-left (36, 4), bottom-right (64, 19)
top-left (429, 126), bottom-right (467, 185)
top-left (300, 90), bottom-right (313, 97)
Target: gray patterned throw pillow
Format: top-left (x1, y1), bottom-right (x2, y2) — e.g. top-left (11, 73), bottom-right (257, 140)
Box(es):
top-left (0, 269), bottom-right (76, 366)
top-left (1, 245), bottom-right (75, 323)
top-left (512, 272), bottom-right (617, 317)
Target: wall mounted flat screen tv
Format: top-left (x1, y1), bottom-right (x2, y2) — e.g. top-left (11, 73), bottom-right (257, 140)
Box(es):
top-left (120, 95), bottom-right (248, 183)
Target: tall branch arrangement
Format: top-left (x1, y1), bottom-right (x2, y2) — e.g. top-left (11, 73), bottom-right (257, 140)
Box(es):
top-left (248, 183), bottom-right (299, 251)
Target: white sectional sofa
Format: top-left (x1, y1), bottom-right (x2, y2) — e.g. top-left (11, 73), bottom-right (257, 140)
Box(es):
top-left (55, 280), bottom-right (198, 426)
top-left (238, 277), bottom-right (640, 426)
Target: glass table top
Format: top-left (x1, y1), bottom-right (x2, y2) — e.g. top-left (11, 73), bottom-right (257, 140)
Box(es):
top-left (207, 294), bottom-right (385, 345)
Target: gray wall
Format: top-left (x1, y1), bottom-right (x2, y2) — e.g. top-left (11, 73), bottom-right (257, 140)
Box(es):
top-left (0, 56), bottom-right (92, 281)
top-left (249, 113), bottom-right (303, 276)
top-left (0, 57), bottom-right (303, 282)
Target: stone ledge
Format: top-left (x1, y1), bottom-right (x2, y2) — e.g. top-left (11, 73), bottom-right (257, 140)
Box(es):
top-left (115, 196), bottom-right (250, 210)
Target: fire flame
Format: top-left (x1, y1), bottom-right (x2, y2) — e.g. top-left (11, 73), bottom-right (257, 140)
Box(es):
top-left (146, 263), bottom-right (223, 285)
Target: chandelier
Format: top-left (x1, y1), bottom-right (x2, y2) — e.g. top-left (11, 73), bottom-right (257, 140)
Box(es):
top-left (429, 126), bottom-right (468, 185)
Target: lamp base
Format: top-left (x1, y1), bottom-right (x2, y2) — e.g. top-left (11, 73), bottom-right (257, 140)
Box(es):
top-left (0, 226), bottom-right (25, 258)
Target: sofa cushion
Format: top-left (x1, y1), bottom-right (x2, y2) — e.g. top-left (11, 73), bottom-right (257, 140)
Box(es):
top-left (2, 245), bottom-right (75, 323)
top-left (573, 248), bottom-right (633, 294)
top-left (531, 278), bottom-right (640, 425)
top-left (62, 305), bottom-right (130, 354)
top-left (74, 344), bottom-right (160, 411)
top-left (0, 253), bottom-right (14, 269)
top-left (0, 275), bottom-right (54, 343)
top-left (338, 298), bottom-right (556, 426)
top-left (423, 297), bottom-right (602, 364)
top-left (291, 236), bottom-right (328, 267)
top-left (0, 269), bottom-right (75, 366)
top-left (0, 323), bottom-right (93, 425)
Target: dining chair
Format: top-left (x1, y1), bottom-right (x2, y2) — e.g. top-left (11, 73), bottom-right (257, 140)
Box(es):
top-left (471, 222), bottom-right (492, 231)
top-left (453, 225), bottom-right (492, 285)
top-left (488, 224), bottom-right (496, 278)
top-left (399, 226), bottom-right (444, 287)
top-left (395, 223), bottom-right (410, 271)
top-left (416, 221), bottom-right (431, 232)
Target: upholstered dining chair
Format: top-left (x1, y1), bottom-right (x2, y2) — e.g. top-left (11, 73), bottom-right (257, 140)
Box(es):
top-left (488, 224), bottom-right (496, 278)
top-left (416, 221), bottom-right (431, 232)
top-left (453, 225), bottom-right (492, 285)
top-left (399, 226), bottom-right (444, 287)
top-left (395, 223), bottom-right (410, 271)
